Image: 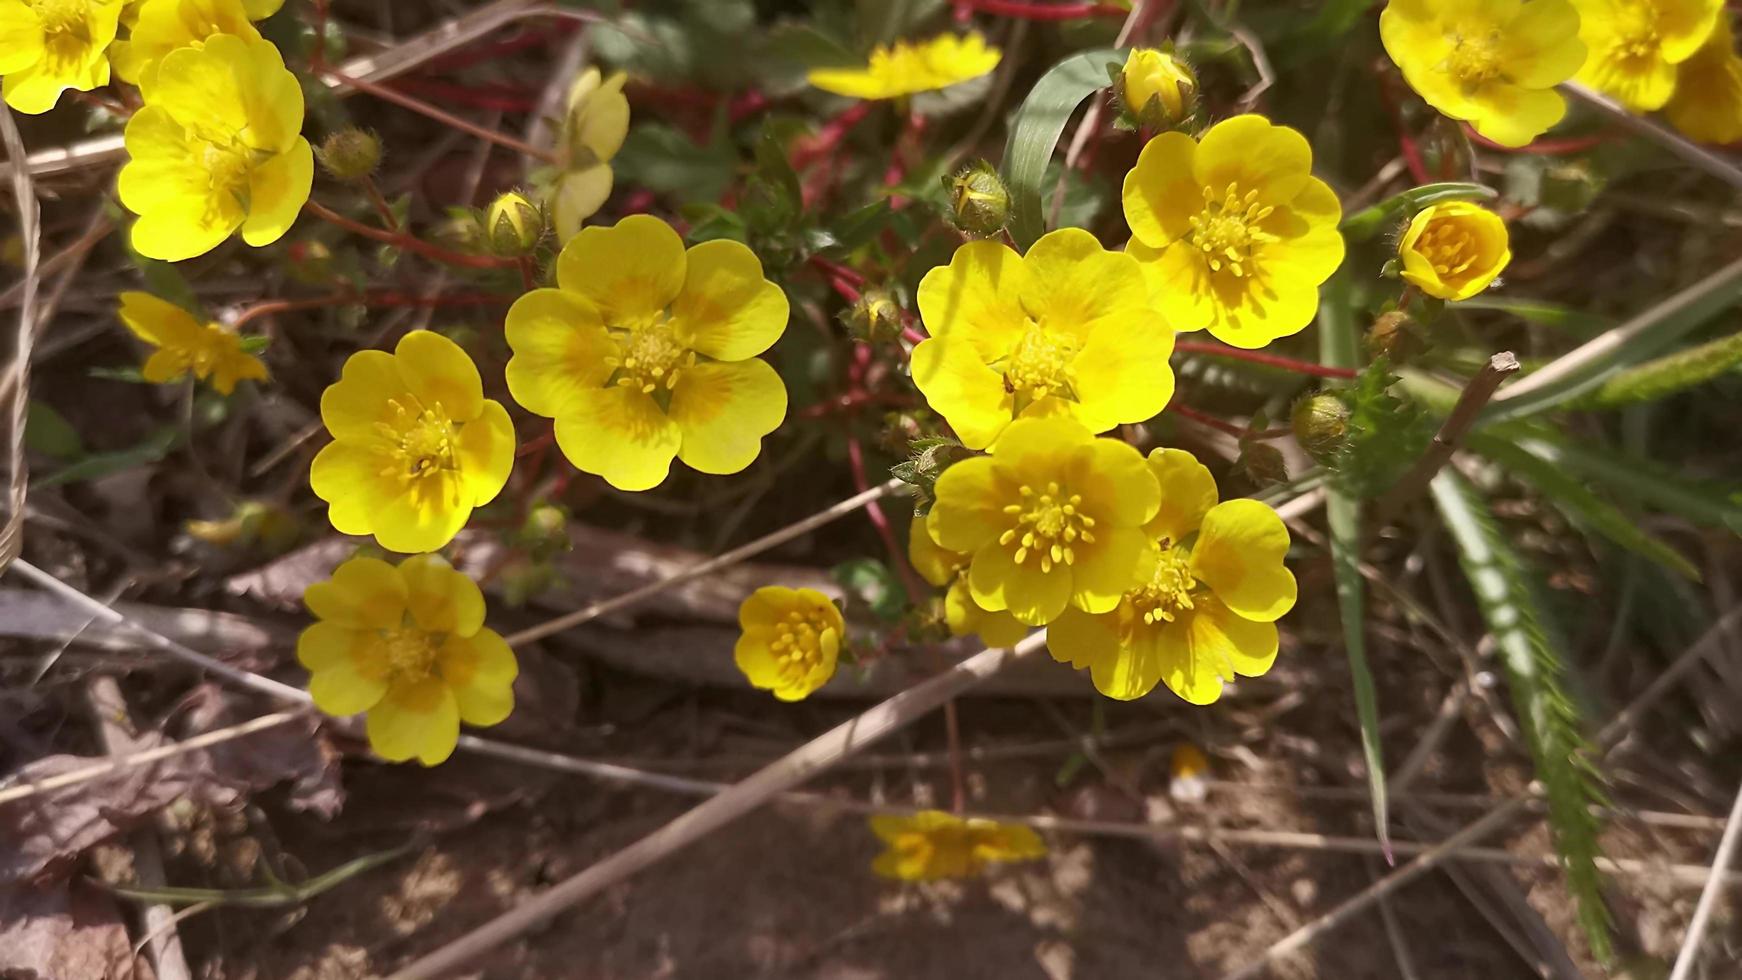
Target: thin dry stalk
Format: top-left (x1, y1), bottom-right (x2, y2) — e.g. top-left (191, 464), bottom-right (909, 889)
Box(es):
top-left (1561, 82), bottom-right (1742, 191)
top-left (0, 101), bottom-right (37, 574)
top-left (1370, 351), bottom-right (1518, 529)
top-left (1667, 775), bottom-right (1742, 980)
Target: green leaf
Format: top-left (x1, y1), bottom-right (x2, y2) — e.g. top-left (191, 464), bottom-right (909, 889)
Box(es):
top-left (615, 123), bottom-right (736, 205)
top-left (1506, 430), bottom-right (1742, 534)
top-left (34, 426), bottom-right (181, 489)
top-left (832, 557), bottom-right (906, 622)
top-left (1339, 182), bottom-right (1498, 242)
top-left (26, 401), bottom-right (84, 460)
top-left (1455, 295), bottom-right (1614, 340)
top-left (1571, 329), bottom-right (1742, 409)
top-left (1332, 355), bottom-right (1434, 498)
top-left (1430, 470), bottom-right (1612, 963)
top-left (823, 199), bottom-right (895, 254)
top-left (1483, 255), bottom-right (1742, 423)
top-left (1001, 48), bottom-right (1125, 249)
top-left (1471, 433), bottom-right (1701, 581)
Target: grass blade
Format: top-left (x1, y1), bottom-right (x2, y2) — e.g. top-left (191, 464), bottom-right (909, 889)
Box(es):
top-left (1508, 431), bottom-right (1742, 534)
top-left (1339, 182), bottom-right (1497, 242)
top-left (1570, 329), bottom-right (1742, 409)
top-left (1000, 48), bottom-right (1123, 249)
top-left (1430, 470), bottom-right (1612, 962)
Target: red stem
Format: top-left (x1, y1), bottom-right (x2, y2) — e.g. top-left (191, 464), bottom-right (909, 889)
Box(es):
top-left (954, 0), bottom-right (1127, 19)
top-left (1461, 123), bottom-right (1611, 156)
top-left (233, 290), bottom-right (508, 328)
top-left (320, 66), bottom-right (560, 165)
top-left (304, 200), bottom-right (521, 270)
top-left (797, 389), bottom-right (918, 419)
top-left (1173, 340), bottom-right (1358, 379)
top-left (1169, 403), bottom-right (1291, 440)
top-left (389, 78), bottom-right (539, 113)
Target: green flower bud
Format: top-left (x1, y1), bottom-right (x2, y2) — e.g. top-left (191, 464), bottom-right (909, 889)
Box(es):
top-left (943, 160), bottom-right (1010, 238)
top-left (316, 128), bottom-right (382, 183)
top-left (1232, 441), bottom-right (1287, 489)
top-left (486, 191), bottom-right (545, 256)
top-left (1118, 48), bottom-right (1198, 131)
top-left (518, 503), bottom-right (569, 559)
top-left (1290, 392), bottom-right (1350, 466)
top-left (843, 288), bottom-right (904, 344)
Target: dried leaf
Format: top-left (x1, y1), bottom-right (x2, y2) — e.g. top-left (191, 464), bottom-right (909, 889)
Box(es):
top-left (0, 879), bottom-right (146, 980)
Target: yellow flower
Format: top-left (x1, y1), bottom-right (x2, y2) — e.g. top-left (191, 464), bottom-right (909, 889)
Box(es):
top-left (118, 34), bottom-right (312, 261)
top-left (869, 810), bottom-right (1046, 881)
top-left (1379, 0), bottom-right (1586, 147)
top-left (807, 32), bottom-right (1000, 100)
top-left (1048, 448), bottom-right (1296, 703)
top-left (504, 215), bottom-right (789, 492)
top-left (1119, 48), bottom-right (1197, 129)
top-left (734, 586), bottom-right (845, 701)
top-left (298, 554), bottom-right (517, 766)
top-left (310, 331), bottom-right (516, 554)
top-left (118, 290), bottom-right (266, 394)
top-left (928, 416), bottom-right (1159, 627)
top-left (910, 229), bottom-right (1175, 451)
top-left (1665, 14), bottom-right (1742, 144)
top-left (108, 0), bottom-right (257, 85)
top-left (1396, 201), bottom-right (1512, 301)
top-left (552, 67), bottom-right (629, 241)
top-left (1121, 115), bottom-right (1345, 350)
top-left (908, 515), bottom-right (1030, 649)
top-left (1574, 0), bottom-right (1723, 111)
top-left (0, 0), bottom-right (124, 113)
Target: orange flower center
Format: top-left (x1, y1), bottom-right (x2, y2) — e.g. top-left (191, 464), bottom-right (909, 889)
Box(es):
top-left (1413, 220), bottom-right (1482, 280)
top-left (997, 480), bottom-right (1095, 574)
top-left (607, 315), bottom-right (694, 394)
top-left (1188, 183), bottom-right (1277, 279)
top-left (376, 399), bottom-right (460, 484)
top-left (1445, 31), bottom-right (1504, 89)
top-left (1129, 547), bottom-right (1199, 625)
top-left (999, 322), bottom-right (1078, 407)
top-left (767, 608), bottom-right (834, 685)
top-left (379, 626), bottom-right (441, 686)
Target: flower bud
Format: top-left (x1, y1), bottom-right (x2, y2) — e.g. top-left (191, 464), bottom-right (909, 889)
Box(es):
top-left (518, 503), bottom-right (569, 559)
top-left (1232, 441), bottom-right (1287, 489)
top-left (943, 160), bottom-right (1010, 238)
top-left (843, 288), bottom-right (904, 344)
top-left (486, 191), bottom-right (545, 256)
top-left (315, 128), bottom-right (382, 182)
top-left (1290, 392), bottom-right (1349, 466)
top-left (1366, 309), bottom-right (1423, 363)
top-left (1118, 48), bottom-right (1197, 131)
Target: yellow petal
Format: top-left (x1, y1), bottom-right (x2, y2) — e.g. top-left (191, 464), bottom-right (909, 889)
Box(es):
top-left (908, 336), bottom-right (1013, 450)
top-left (456, 399), bottom-right (516, 507)
top-left (1193, 114), bottom-right (1312, 205)
top-left (1045, 605), bottom-right (1117, 672)
top-left (303, 556), bottom-right (407, 629)
top-left (302, 626), bottom-right (390, 716)
top-left (440, 629), bottom-right (517, 726)
top-left (129, 199), bottom-right (237, 262)
top-left (1074, 436), bottom-right (1161, 531)
top-left (1142, 448), bottom-right (1218, 545)
top-left (0, 3), bottom-right (43, 76)
top-left (366, 679), bottom-right (459, 766)
top-left (240, 137), bottom-right (311, 247)
top-left (308, 441), bottom-right (399, 538)
top-left (552, 163), bottom-right (614, 241)
top-left (244, 0), bottom-right (284, 16)
top-left (1155, 618), bottom-right (1223, 704)
top-left (554, 386), bottom-right (681, 491)
top-left (1129, 238), bottom-right (1214, 333)
top-left (399, 554), bottom-right (485, 636)
top-left (320, 349), bottom-right (414, 443)
top-left (1503, 0), bottom-right (1586, 87)
top-left (504, 287), bottom-right (616, 418)
top-left (394, 330), bottom-right (483, 423)
top-left (670, 240), bottom-right (789, 361)
top-left (670, 359), bottom-right (786, 475)
top-left (151, 34), bottom-right (248, 136)
top-left (554, 214), bottom-right (687, 324)
top-left (118, 106), bottom-right (206, 211)
top-left (1068, 526), bottom-right (1152, 616)
top-left (915, 239), bottom-right (1032, 353)
top-left (927, 456), bottom-right (1006, 553)
top-left (1088, 623), bottom-right (1170, 701)
top-left (909, 514), bottom-right (964, 588)
top-left (968, 540), bottom-right (1071, 625)
top-left (1190, 499), bottom-right (1297, 623)
top-left (1020, 228), bottom-right (1150, 330)
top-left (1190, 595), bottom-right (1279, 681)
top-left (141, 349), bottom-right (190, 384)
top-left (117, 291), bottom-right (200, 348)
top-left (1068, 309), bottom-right (1175, 434)
top-left (372, 469), bottom-right (472, 554)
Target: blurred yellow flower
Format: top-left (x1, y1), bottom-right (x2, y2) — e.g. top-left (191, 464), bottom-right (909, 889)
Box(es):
top-left (808, 32), bottom-right (1000, 100)
top-left (1397, 201), bottom-right (1512, 301)
top-left (1574, 0), bottom-right (1723, 111)
top-left (552, 67), bottom-right (630, 241)
top-left (1122, 115), bottom-right (1345, 350)
top-left (310, 331), bottom-right (515, 554)
top-left (504, 215), bottom-right (789, 492)
top-left (910, 228), bottom-right (1175, 451)
top-left (1048, 448), bottom-right (1296, 703)
top-left (1665, 14), bottom-right (1742, 143)
top-left (1379, 0), bottom-right (1585, 147)
top-left (908, 514), bottom-right (1030, 649)
top-left (928, 416), bottom-right (1159, 627)
top-left (734, 586), bottom-right (845, 701)
top-left (1119, 48), bottom-right (1197, 129)
top-left (109, 0), bottom-right (258, 85)
top-left (118, 291), bottom-right (266, 394)
top-left (869, 810), bottom-right (1045, 881)
top-left (299, 554), bottom-right (517, 766)
top-left (118, 34), bottom-right (312, 261)
top-left (0, 0), bottom-right (124, 113)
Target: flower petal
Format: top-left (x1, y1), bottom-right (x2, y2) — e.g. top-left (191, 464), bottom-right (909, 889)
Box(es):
top-left (1190, 595), bottom-right (1279, 681)
top-left (302, 628), bottom-right (391, 716)
top-left (1143, 448), bottom-right (1218, 545)
top-left (1089, 622), bottom-right (1171, 701)
top-left (240, 137), bottom-right (312, 247)
top-left (1193, 114), bottom-right (1312, 205)
top-left (928, 456), bottom-right (1006, 553)
top-left (1157, 618), bottom-right (1224, 705)
top-left (399, 554), bottom-right (485, 636)
top-left (372, 470), bottom-right (472, 554)
top-left (303, 556), bottom-right (407, 630)
top-left (0, 4), bottom-right (42, 76)
top-left (366, 679), bottom-right (459, 766)
top-left (554, 386), bottom-right (680, 491)
top-left (1020, 228), bottom-right (1150, 330)
top-left (552, 162), bottom-right (614, 241)
top-left (968, 541), bottom-right (1071, 625)
top-left (908, 336), bottom-right (1013, 450)
top-left (670, 239), bottom-right (789, 361)
top-left (308, 441), bottom-right (400, 539)
top-left (915, 239), bottom-right (1032, 353)
top-left (1122, 131), bottom-right (1199, 247)
top-left (1191, 499), bottom-right (1297, 622)
top-left (1068, 309), bottom-right (1175, 434)
top-left (1069, 526), bottom-right (1152, 615)
top-left (440, 629), bottom-right (517, 726)
top-left (910, 513), bottom-right (964, 588)
top-left (555, 214), bottom-right (687, 324)
top-left (670, 359), bottom-right (787, 475)
top-left (320, 349), bottom-right (414, 443)
top-left (504, 288), bottom-right (616, 418)
top-left (456, 400), bottom-right (516, 507)
top-left (394, 330), bottom-right (483, 423)
top-left (1046, 605), bottom-right (1118, 672)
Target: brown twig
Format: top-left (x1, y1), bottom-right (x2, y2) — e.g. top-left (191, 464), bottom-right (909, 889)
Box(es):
top-left (0, 101), bottom-right (38, 574)
top-left (233, 290), bottom-right (508, 329)
top-left (1369, 351), bottom-right (1518, 530)
top-left (303, 200), bottom-right (519, 270)
top-left (319, 65), bottom-right (562, 165)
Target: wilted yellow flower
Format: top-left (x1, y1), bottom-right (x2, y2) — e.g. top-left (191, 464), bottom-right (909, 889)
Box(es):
top-left (734, 586), bottom-right (845, 701)
top-left (310, 331), bottom-right (515, 553)
top-left (1574, 0), bottom-right (1723, 111)
top-left (1122, 115), bottom-right (1345, 349)
top-left (118, 291), bottom-right (266, 394)
top-left (929, 416), bottom-right (1159, 627)
top-left (504, 215), bottom-right (789, 492)
top-left (1380, 0), bottom-right (1585, 147)
top-left (109, 0), bottom-right (258, 85)
top-left (910, 229), bottom-right (1175, 451)
top-left (1119, 48), bottom-right (1197, 129)
top-left (908, 514), bottom-right (1029, 649)
top-left (1665, 14), bottom-right (1742, 144)
top-left (552, 67), bottom-right (629, 240)
top-left (1397, 201), bottom-right (1511, 301)
top-left (808, 32), bottom-right (1000, 100)
top-left (118, 34), bottom-right (312, 261)
top-left (1048, 448), bottom-right (1296, 703)
top-left (869, 810), bottom-right (1046, 881)
top-left (299, 555), bottom-right (517, 766)
top-left (0, 0), bottom-right (124, 113)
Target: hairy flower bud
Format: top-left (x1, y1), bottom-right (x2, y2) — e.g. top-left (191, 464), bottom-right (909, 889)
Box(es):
top-left (1290, 392), bottom-right (1350, 466)
top-left (1118, 48), bottom-right (1198, 131)
top-left (1232, 440), bottom-right (1287, 489)
top-left (316, 128), bottom-right (382, 182)
top-left (843, 288), bottom-right (904, 344)
top-left (1366, 309), bottom-right (1423, 363)
top-left (943, 160), bottom-right (1010, 238)
top-left (486, 191), bottom-right (545, 256)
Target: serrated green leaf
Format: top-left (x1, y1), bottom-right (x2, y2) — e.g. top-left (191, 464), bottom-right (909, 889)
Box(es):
top-left (1472, 433), bottom-right (1701, 581)
top-left (1333, 355), bottom-right (1434, 498)
top-left (833, 557), bottom-right (905, 622)
top-left (1001, 48), bottom-right (1125, 249)
top-left (1571, 329), bottom-right (1742, 409)
top-left (1340, 182), bottom-right (1498, 242)
top-left (1430, 470), bottom-right (1612, 963)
